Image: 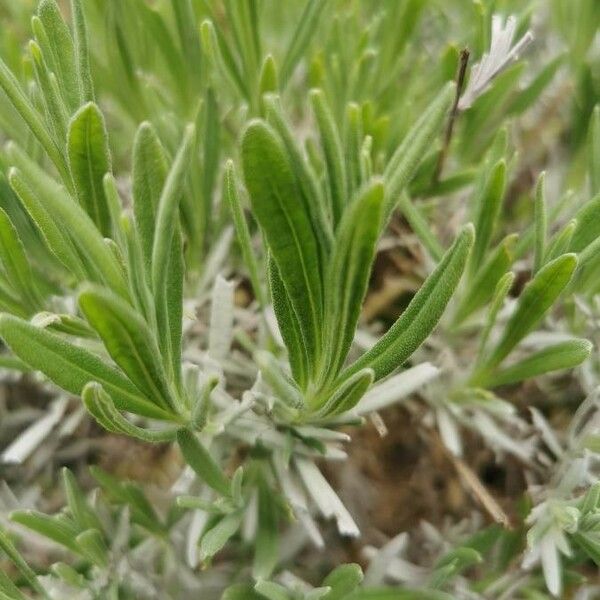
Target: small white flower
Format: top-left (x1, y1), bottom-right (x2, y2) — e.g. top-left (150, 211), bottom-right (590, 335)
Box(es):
top-left (459, 15), bottom-right (533, 110)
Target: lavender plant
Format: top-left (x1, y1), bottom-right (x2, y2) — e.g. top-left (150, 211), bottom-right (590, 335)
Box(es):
top-left (0, 1), bottom-right (598, 599)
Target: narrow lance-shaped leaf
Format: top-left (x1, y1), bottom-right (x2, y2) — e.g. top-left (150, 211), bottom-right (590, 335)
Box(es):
top-left (6, 143), bottom-right (128, 297)
top-left (469, 159), bottom-right (506, 277)
top-left (62, 468), bottom-right (102, 532)
top-left (0, 526), bottom-right (48, 598)
top-left (78, 285), bottom-right (176, 413)
top-left (67, 102), bottom-right (112, 236)
top-left (314, 368), bottom-right (374, 418)
top-left (0, 314), bottom-right (172, 420)
top-left (70, 0), bottom-right (94, 102)
top-left (151, 124), bottom-right (194, 384)
top-left (477, 253), bottom-right (577, 376)
top-left (453, 233), bottom-right (517, 324)
top-left (8, 167), bottom-right (86, 280)
top-left (263, 94), bottom-right (333, 252)
top-left (132, 121), bottom-right (168, 276)
top-left (176, 429), bottom-right (231, 496)
top-left (253, 473), bottom-right (279, 580)
top-left (225, 160), bottom-right (265, 306)
top-left (342, 223), bottom-right (474, 382)
top-left (590, 105), bottom-right (600, 196)
top-left (0, 56), bottom-right (68, 182)
top-left (200, 511), bottom-right (243, 562)
top-left (0, 208), bottom-right (41, 313)
top-left (475, 271), bottom-right (515, 365)
top-left (242, 120), bottom-right (324, 379)
top-left (569, 194), bottom-right (600, 253)
top-left (546, 219), bottom-right (576, 263)
top-left (485, 339), bottom-right (592, 387)
top-left (36, 0), bottom-right (79, 111)
top-left (322, 181), bottom-right (384, 382)
top-left (383, 82), bottom-right (455, 220)
top-left (82, 382), bottom-right (178, 443)
top-left (533, 172), bottom-right (547, 273)
top-left (397, 192), bottom-right (444, 262)
top-left (268, 256), bottom-right (309, 388)
top-left (29, 40), bottom-right (69, 144)
top-left (345, 102), bottom-right (363, 197)
top-left (280, 0), bottom-right (328, 84)
top-left (322, 564), bottom-right (364, 600)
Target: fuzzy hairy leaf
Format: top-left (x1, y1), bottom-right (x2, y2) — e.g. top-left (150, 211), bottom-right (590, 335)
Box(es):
top-left (322, 181), bottom-right (384, 380)
top-left (82, 382), bottom-right (178, 442)
top-left (470, 159), bottom-right (506, 277)
top-left (242, 120), bottom-right (324, 378)
top-left (132, 121), bottom-right (169, 276)
top-left (485, 339), bottom-right (592, 387)
top-left (177, 429), bottom-right (231, 496)
top-left (36, 0), bottom-right (79, 111)
top-left (479, 253), bottom-right (577, 373)
top-left (0, 314), bottom-right (171, 420)
top-left (383, 82), bottom-right (455, 220)
top-left (0, 208), bottom-right (40, 313)
top-left (343, 224), bottom-right (474, 381)
top-left (67, 102), bottom-right (112, 236)
top-left (78, 285), bottom-right (175, 413)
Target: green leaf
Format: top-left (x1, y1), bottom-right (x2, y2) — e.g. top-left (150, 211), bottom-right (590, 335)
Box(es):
top-left (310, 88), bottom-right (347, 227)
top-left (82, 381), bottom-right (178, 442)
top-left (225, 160), bottom-right (265, 307)
top-left (475, 271), bottom-right (515, 364)
top-left (132, 121), bottom-right (168, 278)
top-left (280, 0), bottom-right (328, 84)
top-left (397, 193), bottom-right (444, 262)
top-left (322, 181), bottom-right (383, 381)
top-left (222, 585), bottom-right (264, 600)
top-left (345, 103), bottom-right (363, 196)
top-left (533, 172), bottom-right (547, 273)
top-left (67, 102), bottom-right (112, 236)
top-left (0, 208), bottom-right (41, 313)
top-left (78, 285), bottom-right (176, 413)
top-left (70, 0), bottom-right (94, 102)
top-left (383, 82), bottom-right (455, 220)
top-left (176, 429), bottom-right (231, 496)
top-left (36, 0), bottom-right (79, 111)
top-left (75, 529), bottom-right (107, 567)
top-left (478, 253), bottom-right (577, 374)
top-left (62, 468), bottom-right (102, 532)
top-left (315, 368), bottom-right (374, 417)
top-left (453, 233), bottom-right (517, 324)
top-left (253, 474), bottom-right (279, 580)
top-left (10, 511), bottom-right (79, 554)
top-left (0, 314), bottom-right (171, 420)
top-left (6, 143), bottom-right (128, 297)
top-left (268, 256), bottom-right (309, 388)
top-left (343, 224), bottom-right (474, 381)
top-left (254, 581), bottom-right (291, 600)
top-left (8, 167), bottom-right (86, 280)
top-left (200, 511), bottom-right (243, 561)
top-left (569, 194), bottom-right (600, 252)
top-left (242, 120), bottom-right (324, 378)
top-left (0, 526), bottom-right (47, 597)
top-left (590, 105), bottom-right (600, 196)
top-left (545, 219), bottom-right (576, 263)
top-left (29, 40), bottom-right (68, 145)
top-left (322, 563), bottom-right (363, 600)
top-left (89, 467), bottom-right (165, 535)
top-left (469, 159), bottom-right (506, 277)
top-left (0, 57), bottom-right (68, 182)
top-left (151, 124), bottom-right (194, 382)
top-left (484, 339), bottom-right (592, 387)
